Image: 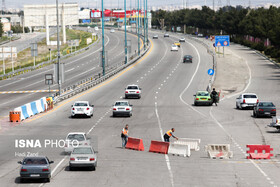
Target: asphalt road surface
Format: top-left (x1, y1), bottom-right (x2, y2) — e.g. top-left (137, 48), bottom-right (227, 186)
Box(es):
top-left (0, 29), bottom-right (140, 117)
top-left (0, 31), bottom-right (280, 187)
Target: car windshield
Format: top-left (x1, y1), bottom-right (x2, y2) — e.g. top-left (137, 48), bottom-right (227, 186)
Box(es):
top-left (259, 102), bottom-right (274, 107)
top-left (185, 56), bottom-right (192, 58)
top-left (115, 102), bottom-right (129, 106)
top-left (197, 92), bottom-right (209, 96)
top-left (72, 147), bottom-right (93, 154)
top-left (67, 134), bottom-right (85, 141)
top-left (172, 45), bottom-right (176, 47)
top-left (23, 158), bottom-right (47, 165)
top-left (74, 103), bottom-right (88, 106)
top-left (244, 95), bottom-right (257, 98)
top-left (127, 86), bottom-right (138, 89)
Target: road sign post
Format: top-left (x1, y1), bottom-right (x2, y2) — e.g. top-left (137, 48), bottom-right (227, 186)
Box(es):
top-left (215, 35), bottom-right (230, 57)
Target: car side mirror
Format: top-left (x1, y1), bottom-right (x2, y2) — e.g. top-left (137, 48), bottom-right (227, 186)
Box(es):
top-left (91, 105), bottom-right (94, 107)
top-left (49, 161), bottom-right (54, 164)
top-left (18, 161), bottom-right (22, 164)
top-left (193, 95), bottom-right (196, 96)
top-left (94, 151), bottom-right (98, 154)
top-left (71, 105), bottom-right (73, 107)
top-left (130, 105), bottom-right (133, 107)
top-left (140, 88), bottom-right (142, 90)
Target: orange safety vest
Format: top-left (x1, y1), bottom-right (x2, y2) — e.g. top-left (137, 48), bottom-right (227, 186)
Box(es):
top-left (166, 130), bottom-right (172, 137)
top-left (122, 128), bottom-right (128, 135)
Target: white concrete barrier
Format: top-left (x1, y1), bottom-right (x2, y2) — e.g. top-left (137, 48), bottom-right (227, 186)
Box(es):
top-left (205, 144), bottom-right (233, 159)
top-left (172, 138), bottom-right (201, 151)
top-left (168, 143), bottom-right (190, 157)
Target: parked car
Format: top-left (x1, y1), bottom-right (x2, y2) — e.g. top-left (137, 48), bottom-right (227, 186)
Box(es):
top-left (125, 85), bottom-right (141, 99)
top-left (236, 93), bottom-right (258, 109)
top-left (69, 146), bottom-right (97, 171)
top-left (110, 29), bottom-right (115, 33)
top-left (71, 101), bottom-right (94, 117)
top-left (64, 132), bottom-right (91, 153)
top-left (18, 156), bottom-right (54, 182)
top-left (171, 44), bottom-right (178, 51)
top-left (179, 38), bottom-right (185, 42)
top-left (174, 41), bottom-right (181, 47)
top-left (194, 91), bottom-right (212, 106)
top-left (112, 101), bottom-right (132, 117)
top-left (164, 33), bottom-right (169, 37)
top-left (183, 55), bottom-right (192, 63)
top-left (153, 35), bottom-right (158, 39)
top-left (253, 102), bottom-right (276, 117)
top-left (268, 116), bottom-right (280, 130)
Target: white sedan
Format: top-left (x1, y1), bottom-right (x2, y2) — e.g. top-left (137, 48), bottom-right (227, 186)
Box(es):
top-left (64, 132), bottom-right (91, 153)
top-left (125, 85), bottom-right (141, 99)
top-left (71, 101), bottom-right (94, 117)
top-left (179, 38), bottom-right (185, 42)
top-left (110, 29), bottom-right (115, 33)
top-left (171, 44), bottom-right (178, 51)
top-left (112, 101), bottom-right (132, 117)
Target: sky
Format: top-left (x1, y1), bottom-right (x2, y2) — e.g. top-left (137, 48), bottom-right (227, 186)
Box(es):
top-left (3, 0), bottom-right (280, 9)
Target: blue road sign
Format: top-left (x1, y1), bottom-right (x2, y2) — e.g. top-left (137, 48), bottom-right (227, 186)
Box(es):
top-left (215, 35), bottom-right (230, 47)
top-left (208, 69), bottom-right (214, 75)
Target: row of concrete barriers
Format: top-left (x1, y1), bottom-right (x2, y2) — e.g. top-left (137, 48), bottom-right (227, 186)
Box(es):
top-left (9, 97), bottom-right (54, 122)
top-left (125, 137), bottom-right (274, 159)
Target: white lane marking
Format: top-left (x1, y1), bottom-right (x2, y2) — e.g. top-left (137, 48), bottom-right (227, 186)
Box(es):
top-left (155, 102), bottom-right (174, 187)
top-left (65, 68), bottom-right (75, 73)
top-left (178, 41), bottom-right (206, 118)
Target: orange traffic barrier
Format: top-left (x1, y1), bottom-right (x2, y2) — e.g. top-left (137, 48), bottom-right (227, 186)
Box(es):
top-left (246, 145), bottom-right (273, 159)
top-left (149, 140), bottom-right (169, 154)
top-left (125, 137), bottom-right (144, 151)
top-left (9, 111), bottom-right (21, 122)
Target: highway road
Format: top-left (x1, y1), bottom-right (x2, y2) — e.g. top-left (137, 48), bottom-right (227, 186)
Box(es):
top-left (0, 29), bottom-right (140, 117)
top-left (1, 30), bottom-right (280, 187)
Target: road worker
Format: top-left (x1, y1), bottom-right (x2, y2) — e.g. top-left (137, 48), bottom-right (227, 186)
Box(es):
top-left (121, 124), bottom-right (129, 148)
top-left (163, 128), bottom-right (178, 142)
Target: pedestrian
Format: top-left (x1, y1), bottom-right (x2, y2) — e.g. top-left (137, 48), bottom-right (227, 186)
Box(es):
top-left (121, 124), bottom-right (129, 148)
top-left (211, 88), bottom-right (218, 106)
top-left (163, 128), bottom-right (178, 142)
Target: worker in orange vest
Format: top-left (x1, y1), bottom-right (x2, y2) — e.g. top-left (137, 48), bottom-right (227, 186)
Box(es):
top-left (121, 124), bottom-right (129, 148)
top-left (163, 128), bottom-right (178, 142)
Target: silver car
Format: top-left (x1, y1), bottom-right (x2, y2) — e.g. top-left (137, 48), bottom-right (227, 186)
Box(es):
top-left (18, 156), bottom-right (54, 182)
top-left (125, 85), bottom-right (141, 99)
top-left (64, 132), bottom-right (91, 153)
top-left (112, 101), bottom-right (132, 117)
top-left (71, 101), bottom-right (94, 117)
top-left (69, 146), bottom-right (97, 171)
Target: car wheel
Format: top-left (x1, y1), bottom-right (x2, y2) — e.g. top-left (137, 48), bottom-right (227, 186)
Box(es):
top-left (91, 166), bottom-right (96, 171)
top-left (194, 102), bottom-right (197, 106)
top-left (20, 178), bottom-right (25, 183)
top-left (253, 111), bottom-right (256, 117)
top-left (236, 103), bottom-right (239, 109)
top-left (69, 166), bottom-right (73, 171)
top-left (45, 178), bottom-right (50, 183)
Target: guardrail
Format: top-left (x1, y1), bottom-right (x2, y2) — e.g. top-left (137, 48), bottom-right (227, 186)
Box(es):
top-left (0, 34), bottom-right (101, 80)
top-left (54, 34), bottom-right (150, 104)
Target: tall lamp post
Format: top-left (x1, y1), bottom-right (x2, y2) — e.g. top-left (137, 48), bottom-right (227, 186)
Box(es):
top-left (124, 0), bottom-right (128, 64)
top-left (143, 0), bottom-right (146, 50)
top-left (101, 0), bottom-right (105, 75)
top-left (137, 0), bottom-right (140, 55)
top-left (146, 0), bottom-right (148, 45)
top-left (56, 0), bottom-right (61, 95)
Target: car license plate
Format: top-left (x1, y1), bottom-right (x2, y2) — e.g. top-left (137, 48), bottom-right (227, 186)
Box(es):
top-left (77, 108), bottom-right (83, 111)
top-left (265, 112), bottom-right (270, 115)
top-left (78, 157), bottom-right (87, 160)
top-left (201, 98), bottom-right (206, 100)
top-left (30, 174), bottom-right (40, 177)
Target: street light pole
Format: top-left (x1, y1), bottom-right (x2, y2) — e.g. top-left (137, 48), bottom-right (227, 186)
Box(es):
top-left (137, 0), bottom-right (140, 55)
top-left (146, 0), bottom-right (148, 45)
top-left (56, 0), bottom-right (61, 95)
top-left (101, 0), bottom-right (105, 76)
top-left (143, 0), bottom-right (146, 50)
top-left (124, 0), bottom-right (128, 64)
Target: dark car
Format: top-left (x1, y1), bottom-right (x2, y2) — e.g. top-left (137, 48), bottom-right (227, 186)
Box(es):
top-left (183, 55), bottom-right (192, 63)
top-left (253, 102), bottom-right (276, 118)
top-left (18, 156), bottom-right (54, 182)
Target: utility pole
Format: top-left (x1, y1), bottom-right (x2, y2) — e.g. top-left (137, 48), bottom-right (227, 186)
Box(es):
top-left (212, 0), bottom-right (215, 11)
top-left (56, 0), bottom-right (61, 95)
top-left (102, 0), bottom-right (105, 75)
top-left (143, 0), bottom-right (146, 50)
top-left (137, 0), bottom-right (140, 55)
top-left (146, 0), bottom-right (148, 45)
top-left (124, 0), bottom-right (128, 64)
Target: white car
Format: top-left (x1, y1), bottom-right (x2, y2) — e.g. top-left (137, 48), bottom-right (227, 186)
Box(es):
top-left (153, 35), bottom-right (158, 39)
top-left (94, 26), bottom-right (99, 31)
top-left (110, 29), bottom-right (115, 33)
top-left (179, 38), bottom-right (185, 42)
top-left (64, 132), bottom-right (91, 153)
top-left (112, 101), bottom-right (132, 117)
top-left (69, 146), bottom-right (97, 171)
top-left (164, 33), bottom-right (169, 37)
top-left (171, 44), bottom-right (178, 51)
top-left (125, 85), bottom-right (141, 99)
top-left (236, 93), bottom-right (258, 109)
top-left (71, 101), bottom-right (94, 117)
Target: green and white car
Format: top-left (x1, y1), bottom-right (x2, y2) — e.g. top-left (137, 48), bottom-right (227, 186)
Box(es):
top-left (194, 91), bottom-right (213, 106)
